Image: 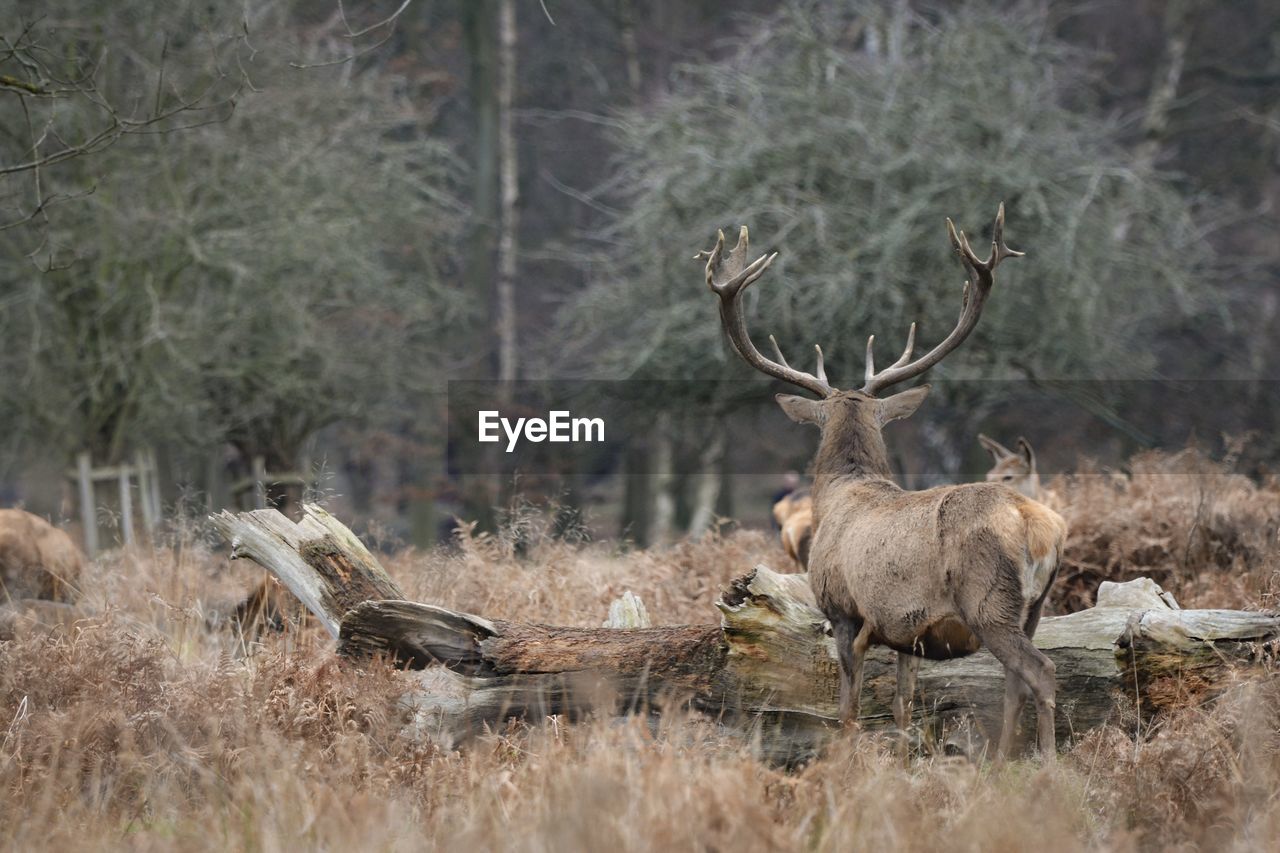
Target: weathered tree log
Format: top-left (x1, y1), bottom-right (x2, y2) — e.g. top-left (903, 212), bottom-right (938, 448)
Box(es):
top-left (210, 505), bottom-right (403, 638)
top-left (213, 505), bottom-right (1280, 762)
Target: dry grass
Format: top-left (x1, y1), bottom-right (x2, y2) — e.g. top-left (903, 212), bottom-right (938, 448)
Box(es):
top-left (1050, 448), bottom-right (1280, 612)
top-left (3, 453), bottom-right (1280, 851)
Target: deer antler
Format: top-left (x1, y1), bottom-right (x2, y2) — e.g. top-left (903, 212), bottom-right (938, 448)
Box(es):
top-left (696, 226), bottom-right (835, 398)
top-left (861, 204), bottom-right (1022, 395)
top-left (698, 206), bottom-right (1020, 399)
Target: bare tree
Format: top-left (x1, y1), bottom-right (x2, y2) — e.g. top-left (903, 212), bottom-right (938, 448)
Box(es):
top-left (0, 8), bottom-right (465, 509)
top-left (0, 1), bottom-right (248, 257)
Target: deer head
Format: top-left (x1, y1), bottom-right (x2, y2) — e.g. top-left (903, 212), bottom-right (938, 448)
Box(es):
top-left (979, 434), bottom-right (1040, 499)
top-left (697, 205), bottom-right (1022, 482)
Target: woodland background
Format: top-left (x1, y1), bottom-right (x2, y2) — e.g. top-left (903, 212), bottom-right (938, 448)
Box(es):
top-left (2, 0), bottom-right (1278, 546)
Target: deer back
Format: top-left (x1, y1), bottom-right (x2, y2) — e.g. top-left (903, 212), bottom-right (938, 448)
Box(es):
top-left (0, 509), bottom-right (84, 602)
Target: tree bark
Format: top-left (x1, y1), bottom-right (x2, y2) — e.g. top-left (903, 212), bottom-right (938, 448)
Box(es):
top-left (212, 506), bottom-right (1280, 763)
top-left (686, 429), bottom-right (725, 539)
top-left (647, 414), bottom-right (676, 545)
top-left (463, 0), bottom-right (499, 338)
top-left (618, 0), bottom-right (642, 94)
top-left (495, 0), bottom-right (519, 389)
top-left (619, 444), bottom-right (651, 545)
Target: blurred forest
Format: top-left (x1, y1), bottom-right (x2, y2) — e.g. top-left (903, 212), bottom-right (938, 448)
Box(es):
top-left (1, 0), bottom-right (1278, 547)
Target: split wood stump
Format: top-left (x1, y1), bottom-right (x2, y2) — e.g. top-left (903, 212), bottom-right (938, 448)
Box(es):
top-left (211, 505), bottom-right (1280, 762)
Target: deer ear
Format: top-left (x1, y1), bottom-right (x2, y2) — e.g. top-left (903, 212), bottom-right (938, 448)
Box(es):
top-left (877, 385), bottom-right (930, 425)
top-left (775, 394), bottom-right (827, 426)
top-left (978, 433), bottom-right (1012, 461)
top-left (1017, 437), bottom-right (1036, 469)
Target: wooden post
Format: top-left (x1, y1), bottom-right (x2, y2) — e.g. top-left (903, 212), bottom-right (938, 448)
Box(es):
top-left (136, 450), bottom-right (156, 534)
top-left (146, 447), bottom-right (161, 525)
top-left (117, 466), bottom-right (134, 547)
top-left (252, 455), bottom-right (267, 511)
top-left (76, 451), bottom-right (97, 557)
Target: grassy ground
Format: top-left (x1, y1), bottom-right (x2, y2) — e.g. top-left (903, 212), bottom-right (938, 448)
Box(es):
top-left (2, 448), bottom-right (1279, 851)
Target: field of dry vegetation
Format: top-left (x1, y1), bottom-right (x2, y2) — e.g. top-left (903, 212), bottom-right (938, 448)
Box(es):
top-left (3, 449), bottom-right (1280, 851)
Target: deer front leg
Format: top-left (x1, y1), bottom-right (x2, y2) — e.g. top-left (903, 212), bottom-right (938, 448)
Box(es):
top-left (892, 652), bottom-right (921, 760)
top-left (892, 652), bottom-right (920, 733)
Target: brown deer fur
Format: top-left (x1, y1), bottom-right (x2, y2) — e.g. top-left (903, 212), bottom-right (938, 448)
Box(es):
top-left (772, 489), bottom-right (813, 567)
top-left (232, 576), bottom-right (306, 641)
top-left (0, 508), bottom-right (84, 603)
top-left (781, 391), bottom-right (1066, 761)
top-left (699, 207), bottom-right (1066, 761)
top-left (979, 434), bottom-right (1041, 500)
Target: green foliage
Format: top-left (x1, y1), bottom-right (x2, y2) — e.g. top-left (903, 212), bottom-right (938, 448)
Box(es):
top-left (562, 1), bottom-right (1210, 399)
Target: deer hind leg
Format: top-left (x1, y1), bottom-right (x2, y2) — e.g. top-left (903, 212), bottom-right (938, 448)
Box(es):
top-left (976, 624), bottom-right (1057, 763)
top-left (833, 617), bottom-right (870, 725)
top-left (997, 670), bottom-right (1032, 760)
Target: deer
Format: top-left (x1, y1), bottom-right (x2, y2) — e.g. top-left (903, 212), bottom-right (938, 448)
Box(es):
top-left (698, 205), bottom-right (1066, 762)
top-left (0, 508), bottom-right (84, 603)
top-left (772, 488), bottom-right (814, 567)
top-left (771, 436), bottom-right (1042, 570)
top-left (978, 434), bottom-right (1041, 499)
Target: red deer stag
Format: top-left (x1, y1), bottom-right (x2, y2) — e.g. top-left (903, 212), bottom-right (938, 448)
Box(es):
top-left (979, 434), bottom-right (1041, 500)
top-left (698, 206), bottom-right (1066, 762)
top-left (0, 508), bottom-right (84, 603)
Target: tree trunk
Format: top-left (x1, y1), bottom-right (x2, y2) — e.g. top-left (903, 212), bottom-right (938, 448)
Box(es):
top-left (457, 0), bottom-right (502, 531)
top-left (212, 507), bottom-right (1280, 763)
top-left (620, 444), bottom-right (651, 546)
top-left (618, 0), bottom-right (642, 94)
top-left (495, 0), bottom-right (519, 389)
top-left (463, 0), bottom-right (499, 344)
top-left (686, 429), bottom-right (725, 539)
top-left (647, 414), bottom-right (676, 545)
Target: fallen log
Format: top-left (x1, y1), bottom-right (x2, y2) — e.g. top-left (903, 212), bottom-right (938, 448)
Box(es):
top-left (211, 506), bottom-right (1280, 762)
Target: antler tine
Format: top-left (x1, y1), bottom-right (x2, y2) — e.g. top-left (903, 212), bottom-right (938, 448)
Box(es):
top-left (947, 203), bottom-right (1024, 278)
top-left (864, 323), bottom-right (917, 386)
top-left (771, 335), bottom-right (828, 382)
top-left (699, 226), bottom-right (835, 398)
top-left (697, 226), bottom-right (775, 299)
top-left (862, 206), bottom-right (1022, 396)
top-left (988, 202), bottom-right (1024, 268)
top-left (768, 335), bottom-right (792, 369)
top-left (888, 323), bottom-right (916, 369)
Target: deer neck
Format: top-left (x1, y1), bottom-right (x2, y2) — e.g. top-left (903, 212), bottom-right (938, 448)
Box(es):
top-left (811, 414), bottom-right (895, 492)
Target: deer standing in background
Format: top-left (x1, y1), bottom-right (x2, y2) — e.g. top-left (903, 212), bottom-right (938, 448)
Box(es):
top-left (0, 508), bottom-right (83, 603)
top-left (979, 434), bottom-right (1041, 499)
top-left (699, 206), bottom-right (1065, 761)
top-left (772, 489), bottom-right (813, 567)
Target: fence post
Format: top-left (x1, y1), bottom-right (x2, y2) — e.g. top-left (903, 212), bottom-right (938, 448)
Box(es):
top-left (77, 451), bottom-right (98, 557)
top-left (146, 448), bottom-right (162, 526)
top-left (252, 455), bottom-right (267, 510)
top-left (118, 466), bottom-right (135, 547)
top-left (136, 450), bottom-right (156, 534)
